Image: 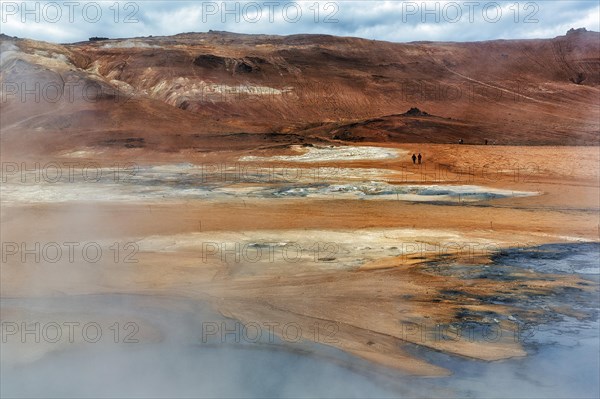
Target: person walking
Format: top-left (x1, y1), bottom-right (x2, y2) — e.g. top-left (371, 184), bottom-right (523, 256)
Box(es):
top-left (412, 154), bottom-right (417, 164)
top-left (417, 153), bottom-right (422, 164)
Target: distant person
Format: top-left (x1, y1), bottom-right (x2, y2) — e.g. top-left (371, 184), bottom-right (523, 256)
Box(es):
top-left (412, 154), bottom-right (417, 164)
top-left (417, 153), bottom-right (422, 164)
top-left (485, 139), bottom-right (488, 145)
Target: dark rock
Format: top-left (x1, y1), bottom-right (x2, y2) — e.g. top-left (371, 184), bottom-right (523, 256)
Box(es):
top-left (193, 54), bottom-right (227, 68)
top-left (570, 72), bottom-right (586, 85)
top-left (402, 107), bottom-right (430, 117)
top-left (235, 61), bottom-right (254, 73)
top-left (566, 27), bottom-right (588, 35)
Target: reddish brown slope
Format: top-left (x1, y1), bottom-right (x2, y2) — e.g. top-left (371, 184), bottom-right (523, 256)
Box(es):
top-left (1, 30), bottom-right (599, 157)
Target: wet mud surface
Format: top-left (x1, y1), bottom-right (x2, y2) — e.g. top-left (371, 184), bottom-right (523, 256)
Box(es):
top-left (2, 144), bottom-right (599, 397)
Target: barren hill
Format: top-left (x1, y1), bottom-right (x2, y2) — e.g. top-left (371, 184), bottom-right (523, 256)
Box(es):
top-left (1, 29), bottom-right (599, 157)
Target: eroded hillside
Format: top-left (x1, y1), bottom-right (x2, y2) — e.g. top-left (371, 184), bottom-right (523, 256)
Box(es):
top-left (1, 29), bottom-right (599, 157)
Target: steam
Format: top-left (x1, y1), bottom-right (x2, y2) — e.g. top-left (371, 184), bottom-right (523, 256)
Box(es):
top-left (2, 277), bottom-right (598, 399)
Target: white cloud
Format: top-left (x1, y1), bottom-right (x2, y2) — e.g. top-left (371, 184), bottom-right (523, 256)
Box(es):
top-left (0, 0), bottom-right (598, 43)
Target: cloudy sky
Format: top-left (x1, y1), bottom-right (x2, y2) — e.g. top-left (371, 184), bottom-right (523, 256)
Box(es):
top-left (1, 1), bottom-right (598, 43)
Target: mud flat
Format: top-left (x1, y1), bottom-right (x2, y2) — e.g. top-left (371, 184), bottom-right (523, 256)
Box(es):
top-left (1, 243), bottom-right (598, 398)
top-left (1, 144), bottom-right (599, 395)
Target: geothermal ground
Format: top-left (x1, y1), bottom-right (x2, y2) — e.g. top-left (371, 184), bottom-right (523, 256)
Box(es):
top-left (1, 142), bottom-right (599, 397)
top-left (1, 30), bottom-right (599, 397)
